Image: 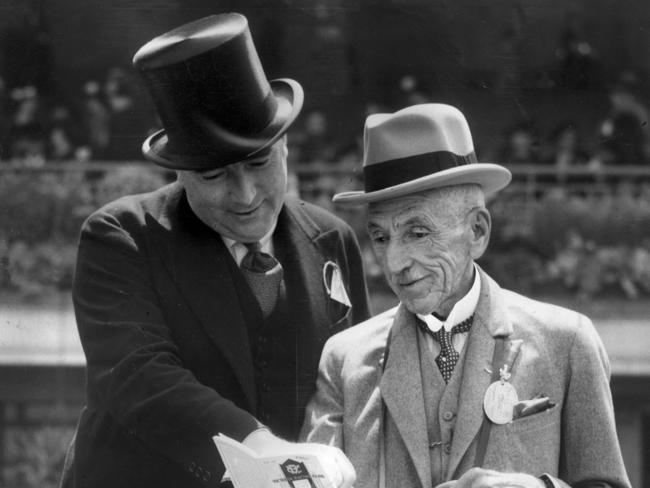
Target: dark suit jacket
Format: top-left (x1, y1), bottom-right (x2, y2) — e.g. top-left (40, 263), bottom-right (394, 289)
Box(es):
top-left (62, 182), bottom-right (370, 488)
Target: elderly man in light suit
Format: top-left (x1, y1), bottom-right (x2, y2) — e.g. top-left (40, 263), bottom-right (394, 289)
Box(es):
top-left (301, 104), bottom-right (630, 488)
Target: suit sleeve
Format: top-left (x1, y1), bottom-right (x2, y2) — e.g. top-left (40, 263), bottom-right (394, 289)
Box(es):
top-left (299, 337), bottom-right (345, 449)
top-left (549, 315), bottom-right (631, 488)
top-left (74, 210), bottom-right (262, 480)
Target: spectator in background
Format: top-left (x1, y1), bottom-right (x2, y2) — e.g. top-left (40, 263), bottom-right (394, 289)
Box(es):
top-left (102, 66), bottom-right (147, 160)
top-left (399, 75), bottom-right (429, 106)
top-left (5, 85), bottom-right (46, 165)
top-left (498, 121), bottom-right (542, 165)
top-left (595, 71), bottom-right (650, 166)
top-left (554, 7), bottom-right (601, 89)
top-left (82, 80), bottom-right (110, 160)
top-left (47, 103), bottom-right (90, 161)
top-left (543, 121), bottom-right (590, 169)
top-left (0, 76), bottom-right (8, 154)
top-left (289, 109), bottom-right (338, 165)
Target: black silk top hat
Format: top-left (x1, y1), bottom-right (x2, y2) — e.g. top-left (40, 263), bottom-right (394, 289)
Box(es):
top-left (332, 103), bottom-right (512, 204)
top-left (132, 13), bottom-right (304, 170)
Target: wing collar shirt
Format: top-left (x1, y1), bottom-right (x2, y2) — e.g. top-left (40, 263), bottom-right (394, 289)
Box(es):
top-left (221, 223), bottom-right (277, 267)
top-left (416, 264), bottom-right (481, 357)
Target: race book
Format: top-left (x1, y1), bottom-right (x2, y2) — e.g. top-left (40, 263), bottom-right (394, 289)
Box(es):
top-left (212, 434), bottom-right (335, 488)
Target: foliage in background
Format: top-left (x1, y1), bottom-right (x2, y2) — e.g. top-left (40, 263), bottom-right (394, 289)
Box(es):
top-left (3, 168), bottom-right (650, 301)
top-left (0, 166), bottom-right (168, 298)
top-left (3, 426), bottom-right (74, 488)
top-left (482, 186), bottom-right (650, 299)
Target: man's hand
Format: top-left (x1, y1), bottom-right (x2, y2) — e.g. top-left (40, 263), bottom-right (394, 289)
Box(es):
top-left (242, 428), bottom-right (294, 454)
top-left (435, 468), bottom-right (546, 488)
top-left (242, 429), bottom-right (356, 488)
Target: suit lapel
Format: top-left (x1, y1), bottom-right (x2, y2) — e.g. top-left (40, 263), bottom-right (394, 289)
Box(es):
top-left (149, 185), bottom-right (257, 408)
top-left (278, 199), bottom-right (330, 345)
top-left (380, 305), bottom-right (431, 488)
top-left (446, 269), bottom-right (514, 478)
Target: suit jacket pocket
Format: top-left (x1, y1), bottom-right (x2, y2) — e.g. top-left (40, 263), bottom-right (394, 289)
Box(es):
top-left (484, 404), bottom-right (561, 474)
top-left (508, 404), bottom-right (560, 433)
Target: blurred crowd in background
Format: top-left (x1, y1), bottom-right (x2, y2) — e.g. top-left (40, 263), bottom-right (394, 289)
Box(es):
top-left (0, 67), bottom-right (154, 165)
top-left (0, 2), bottom-right (649, 170)
top-left (1, 66), bottom-right (649, 170)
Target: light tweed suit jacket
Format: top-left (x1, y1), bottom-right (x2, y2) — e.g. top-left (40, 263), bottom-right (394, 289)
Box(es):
top-left (301, 269), bottom-right (630, 488)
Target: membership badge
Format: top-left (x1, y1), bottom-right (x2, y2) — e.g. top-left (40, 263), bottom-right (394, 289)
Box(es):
top-left (483, 364), bottom-right (519, 424)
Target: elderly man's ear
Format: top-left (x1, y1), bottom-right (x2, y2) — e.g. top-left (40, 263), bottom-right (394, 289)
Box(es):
top-left (469, 207), bottom-right (491, 260)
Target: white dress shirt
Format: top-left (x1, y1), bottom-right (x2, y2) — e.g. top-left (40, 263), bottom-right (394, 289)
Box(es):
top-left (221, 224), bottom-right (277, 267)
top-left (416, 264), bottom-right (481, 358)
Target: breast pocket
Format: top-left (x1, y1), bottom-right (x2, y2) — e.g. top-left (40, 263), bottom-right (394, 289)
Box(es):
top-left (484, 404), bottom-right (561, 474)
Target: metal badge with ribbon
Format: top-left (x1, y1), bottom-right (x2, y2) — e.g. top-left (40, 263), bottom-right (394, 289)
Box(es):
top-left (482, 339), bottom-right (523, 425)
top-left (483, 365), bottom-right (519, 424)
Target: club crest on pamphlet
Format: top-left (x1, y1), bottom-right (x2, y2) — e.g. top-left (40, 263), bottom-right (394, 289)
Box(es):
top-left (280, 460), bottom-right (317, 488)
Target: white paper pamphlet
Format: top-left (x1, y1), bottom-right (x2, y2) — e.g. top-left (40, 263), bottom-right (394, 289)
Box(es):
top-left (213, 434), bottom-right (336, 488)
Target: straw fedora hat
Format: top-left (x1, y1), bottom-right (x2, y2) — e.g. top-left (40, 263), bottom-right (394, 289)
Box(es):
top-left (333, 103), bottom-right (511, 204)
top-left (132, 13), bottom-right (304, 170)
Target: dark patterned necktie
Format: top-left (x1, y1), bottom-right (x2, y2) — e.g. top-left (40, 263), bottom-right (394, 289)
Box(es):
top-left (240, 242), bottom-right (283, 317)
top-left (418, 314), bottom-right (474, 383)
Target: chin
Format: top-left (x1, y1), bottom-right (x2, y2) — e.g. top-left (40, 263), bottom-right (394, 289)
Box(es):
top-left (402, 294), bottom-right (441, 315)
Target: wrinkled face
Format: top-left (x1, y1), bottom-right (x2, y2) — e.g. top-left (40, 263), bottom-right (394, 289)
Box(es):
top-left (367, 191), bottom-right (477, 316)
top-left (177, 139), bottom-right (288, 242)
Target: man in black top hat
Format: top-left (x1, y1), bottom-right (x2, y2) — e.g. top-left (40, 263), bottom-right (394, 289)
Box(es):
top-left (60, 13), bottom-right (368, 488)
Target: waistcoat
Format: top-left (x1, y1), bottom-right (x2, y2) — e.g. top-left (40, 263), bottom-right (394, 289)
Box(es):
top-left (418, 329), bottom-right (467, 484)
top-left (228, 223), bottom-right (313, 441)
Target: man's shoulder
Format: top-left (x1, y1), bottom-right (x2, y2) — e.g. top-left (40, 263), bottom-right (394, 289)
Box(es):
top-left (86, 182), bottom-right (180, 227)
top-left (324, 306), bottom-right (397, 357)
top-left (499, 287), bottom-right (592, 338)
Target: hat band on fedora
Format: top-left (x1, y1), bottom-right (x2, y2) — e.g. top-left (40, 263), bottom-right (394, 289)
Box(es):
top-left (363, 151), bottom-right (478, 192)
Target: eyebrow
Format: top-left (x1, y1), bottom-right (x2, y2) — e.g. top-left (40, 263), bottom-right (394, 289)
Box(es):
top-left (366, 214), bottom-right (431, 233)
top-left (401, 216), bottom-right (430, 227)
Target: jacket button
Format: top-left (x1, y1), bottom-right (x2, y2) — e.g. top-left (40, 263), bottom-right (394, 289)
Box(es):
top-left (443, 443), bottom-right (452, 454)
top-left (442, 411), bottom-right (455, 421)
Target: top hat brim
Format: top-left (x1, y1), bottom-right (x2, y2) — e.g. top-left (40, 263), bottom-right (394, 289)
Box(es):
top-left (142, 78), bottom-right (304, 170)
top-left (332, 163), bottom-right (512, 205)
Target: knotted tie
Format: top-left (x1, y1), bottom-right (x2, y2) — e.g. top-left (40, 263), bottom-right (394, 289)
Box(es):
top-left (240, 242), bottom-right (284, 317)
top-left (418, 314), bottom-right (474, 383)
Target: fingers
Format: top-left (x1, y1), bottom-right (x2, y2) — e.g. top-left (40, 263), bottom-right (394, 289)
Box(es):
top-left (301, 443), bottom-right (356, 488)
top-left (434, 481), bottom-right (457, 488)
top-left (331, 447), bottom-right (356, 488)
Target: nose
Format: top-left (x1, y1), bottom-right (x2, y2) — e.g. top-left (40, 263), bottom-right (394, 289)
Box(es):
top-left (229, 169), bottom-right (256, 206)
top-left (384, 239), bottom-right (412, 276)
